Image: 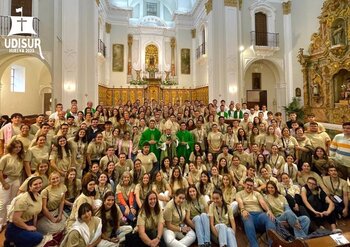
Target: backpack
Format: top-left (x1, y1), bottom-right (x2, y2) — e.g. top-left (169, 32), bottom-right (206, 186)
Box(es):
top-left (7, 192), bottom-right (26, 222)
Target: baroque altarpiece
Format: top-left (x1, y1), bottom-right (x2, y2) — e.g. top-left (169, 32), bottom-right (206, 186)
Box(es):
top-left (298, 0), bottom-right (350, 124)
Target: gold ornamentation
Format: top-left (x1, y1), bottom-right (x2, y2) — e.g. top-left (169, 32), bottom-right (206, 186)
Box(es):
top-left (105, 23), bottom-right (111, 33)
top-left (95, 0), bottom-right (100, 6)
top-left (282, 1), bottom-right (291, 15)
top-left (205, 0), bottom-right (212, 15)
top-left (191, 29), bottom-right (196, 39)
top-left (298, 0), bottom-right (350, 123)
top-left (145, 44), bottom-right (159, 70)
top-left (224, 0), bottom-right (238, 8)
top-left (170, 37), bottom-right (176, 48)
top-left (239, 0), bottom-right (242, 10)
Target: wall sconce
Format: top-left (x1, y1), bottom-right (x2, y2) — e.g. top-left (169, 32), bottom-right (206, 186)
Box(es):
top-left (64, 81), bottom-right (76, 92)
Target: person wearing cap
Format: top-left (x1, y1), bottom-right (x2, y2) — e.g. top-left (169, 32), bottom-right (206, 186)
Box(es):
top-left (0, 113), bottom-right (23, 156)
top-left (159, 120), bottom-right (179, 162)
top-left (176, 122), bottom-right (194, 163)
top-left (139, 118), bottom-right (161, 160)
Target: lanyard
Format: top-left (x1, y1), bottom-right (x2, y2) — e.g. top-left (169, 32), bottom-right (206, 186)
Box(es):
top-left (174, 201), bottom-right (183, 221)
top-left (216, 206), bottom-right (224, 223)
top-left (271, 154), bottom-right (280, 167)
top-left (193, 200), bottom-right (202, 214)
top-left (288, 164), bottom-right (294, 178)
top-left (330, 178), bottom-right (340, 194)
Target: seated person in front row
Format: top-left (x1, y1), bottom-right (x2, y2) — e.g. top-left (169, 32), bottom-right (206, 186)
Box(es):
top-left (300, 177), bottom-right (341, 233)
top-left (236, 178), bottom-right (276, 247)
top-left (323, 166), bottom-right (349, 219)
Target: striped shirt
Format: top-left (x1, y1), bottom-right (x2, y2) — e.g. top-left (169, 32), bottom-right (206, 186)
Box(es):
top-left (330, 134), bottom-right (350, 167)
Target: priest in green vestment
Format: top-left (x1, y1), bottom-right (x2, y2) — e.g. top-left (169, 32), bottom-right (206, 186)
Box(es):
top-left (176, 122), bottom-right (194, 162)
top-left (139, 118), bottom-right (161, 160)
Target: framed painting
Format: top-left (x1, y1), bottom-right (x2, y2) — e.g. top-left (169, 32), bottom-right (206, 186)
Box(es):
top-left (181, 48), bottom-right (190, 74)
top-left (112, 44), bottom-right (124, 72)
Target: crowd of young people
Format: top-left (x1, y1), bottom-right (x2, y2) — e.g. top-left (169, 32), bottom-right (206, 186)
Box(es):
top-left (0, 98), bottom-right (349, 247)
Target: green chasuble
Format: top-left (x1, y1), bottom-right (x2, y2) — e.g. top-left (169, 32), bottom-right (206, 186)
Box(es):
top-left (176, 130), bottom-right (194, 162)
top-left (139, 128), bottom-right (161, 160)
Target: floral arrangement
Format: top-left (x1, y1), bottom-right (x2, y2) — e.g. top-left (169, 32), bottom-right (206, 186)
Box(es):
top-left (129, 79), bottom-right (147, 85)
top-left (161, 79), bottom-right (178, 85)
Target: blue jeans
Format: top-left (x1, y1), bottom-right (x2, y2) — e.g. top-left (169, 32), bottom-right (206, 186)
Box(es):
top-left (192, 213), bottom-right (210, 245)
top-left (215, 223), bottom-right (237, 247)
top-left (5, 222), bottom-right (43, 247)
top-left (241, 211), bottom-right (276, 247)
top-left (119, 201), bottom-right (138, 222)
top-left (277, 210), bottom-right (310, 238)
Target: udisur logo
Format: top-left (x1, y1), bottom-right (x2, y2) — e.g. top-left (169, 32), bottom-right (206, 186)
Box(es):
top-left (4, 7), bottom-right (44, 59)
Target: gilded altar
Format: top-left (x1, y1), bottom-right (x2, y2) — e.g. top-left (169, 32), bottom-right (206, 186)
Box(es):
top-left (298, 0), bottom-right (350, 124)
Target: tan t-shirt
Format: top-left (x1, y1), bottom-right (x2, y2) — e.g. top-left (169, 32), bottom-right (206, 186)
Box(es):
top-left (136, 152), bottom-right (157, 173)
top-left (0, 153), bottom-right (23, 180)
top-left (10, 134), bottom-right (34, 152)
top-left (265, 194), bottom-right (288, 217)
top-left (87, 141), bottom-right (107, 160)
top-left (99, 155), bottom-right (119, 171)
top-left (236, 190), bottom-right (263, 212)
top-left (24, 145), bottom-right (50, 171)
top-left (116, 184), bottom-right (134, 203)
top-left (14, 192), bottom-right (42, 222)
top-left (137, 208), bottom-right (164, 230)
top-left (135, 183), bottom-right (152, 202)
top-left (208, 202), bottom-right (234, 226)
top-left (221, 186), bottom-right (237, 204)
top-left (323, 176), bottom-right (348, 197)
top-left (207, 132), bottom-right (223, 153)
top-left (186, 196), bottom-right (207, 219)
top-left (19, 174), bottom-right (49, 192)
top-left (164, 199), bottom-right (186, 226)
top-left (41, 183), bottom-right (67, 211)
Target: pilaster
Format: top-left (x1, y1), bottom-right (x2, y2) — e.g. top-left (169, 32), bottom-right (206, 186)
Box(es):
top-left (283, 1), bottom-right (293, 104)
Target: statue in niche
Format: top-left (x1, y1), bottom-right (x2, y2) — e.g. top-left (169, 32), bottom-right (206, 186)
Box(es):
top-left (312, 83), bottom-right (320, 96)
top-left (332, 21), bottom-right (346, 46)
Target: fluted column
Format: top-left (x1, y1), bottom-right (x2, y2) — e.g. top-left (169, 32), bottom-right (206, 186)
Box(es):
top-left (171, 37), bottom-right (176, 76)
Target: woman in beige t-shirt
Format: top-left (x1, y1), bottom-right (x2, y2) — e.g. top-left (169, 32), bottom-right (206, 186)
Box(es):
top-left (209, 189), bottom-right (237, 247)
top-left (24, 135), bottom-right (50, 177)
top-left (37, 171), bottom-right (67, 234)
top-left (4, 176), bottom-right (43, 247)
top-left (135, 173), bottom-right (152, 209)
top-left (19, 160), bottom-right (50, 193)
top-left (0, 140), bottom-right (24, 229)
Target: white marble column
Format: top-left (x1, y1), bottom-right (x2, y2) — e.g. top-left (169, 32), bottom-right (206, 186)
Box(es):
top-left (283, 1), bottom-right (293, 104)
top-left (61, 0), bottom-right (79, 107)
top-left (206, 0), bottom-right (215, 101)
top-left (224, 0), bottom-right (240, 103)
top-left (105, 23), bottom-right (111, 86)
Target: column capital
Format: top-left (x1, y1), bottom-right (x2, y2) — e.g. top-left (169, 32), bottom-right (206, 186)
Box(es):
top-left (282, 1), bottom-right (291, 15)
top-left (105, 23), bottom-right (111, 33)
top-left (95, 0), bottom-right (100, 6)
top-left (224, 0), bottom-right (238, 8)
top-left (191, 29), bottom-right (196, 39)
top-left (171, 37), bottom-right (176, 48)
top-left (205, 0), bottom-right (212, 15)
top-left (128, 34), bottom-right (133, 45)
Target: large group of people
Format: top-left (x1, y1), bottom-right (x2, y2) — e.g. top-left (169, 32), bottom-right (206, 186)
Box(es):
top-left (0, 98), bottom-right (349, 247)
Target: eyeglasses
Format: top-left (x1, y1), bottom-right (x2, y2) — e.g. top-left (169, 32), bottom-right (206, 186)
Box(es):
top-left (307, 182), bottom-right (317, 186)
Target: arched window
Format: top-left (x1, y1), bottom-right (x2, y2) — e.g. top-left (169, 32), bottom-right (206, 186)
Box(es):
top-left (255, 12), bottom-right (267, 46)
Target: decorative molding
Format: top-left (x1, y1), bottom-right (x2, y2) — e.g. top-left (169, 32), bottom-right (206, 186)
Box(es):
top-left (128, 34), bottom-right (133, 45)
top-left (205, 0), bottom-right (212, 15)
top-left (224, 0), bottom-right (238, 8)
top-left (95, 0), bottom-right (100, 6)
top-left (191, 29), bottom-right (196, 38)
top-left (105, 23), bottom-right (111, 33)
top-left (239, 0), bottom-right (242, 10)
top-left (282, 1), bottom-right (291, 15)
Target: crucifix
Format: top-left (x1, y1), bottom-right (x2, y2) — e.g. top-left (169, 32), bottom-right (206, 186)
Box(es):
top-left (17, 18), bottom-right (27, 32)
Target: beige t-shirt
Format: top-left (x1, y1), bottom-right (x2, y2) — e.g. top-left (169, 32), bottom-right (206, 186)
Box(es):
top-left (116, 184), bottom-right (134, 203)
top-left (14, 192), bottom-right (42, 222)
top-left (208, 202), bottom-right (234, 226)
top-left (24, 145), bottom-right (50, 171)
top-left (137, 208), bottom-right (164, 230)
top-left (66, 179), bottom-right (82, 200)
top-left (164, 199), bottom-right (186, 226)
top-left (305, 132), bottom-right (331, 150)
top-left (10, 134), bottom-right (34, 152)
top-left (231, 164), bottom-right (247, 182)
top-left (323, 176), bottom-right (348, 197)
top-left (41, 183), bottom-right (67, 211)
top-left (87, 141), bottom-right (107, 160)
top-left (136, 152), bottom-right (157, 173)
top-left (0, 153), bottom-right (23, 179)
top-left (207, 132), bottom-right (223, 153)
top-left (99, 155), bottom-right (119, 171)
top-left (152, 179), bottom-right (169, 193)
top-left (19, 174), bottom-right (49, 192)
top-left (265, 194), bottom-right (288, 217)
top-left (135, 183), bottom-right (152, 202)
top-left (221, 186), bottom-right (237, 204)
top-left (49, 149), bottom-right (72, 172)
top-left (236, 190), bottom-right (263, 212)
top-left (186, 196), bottom-right (207, 219)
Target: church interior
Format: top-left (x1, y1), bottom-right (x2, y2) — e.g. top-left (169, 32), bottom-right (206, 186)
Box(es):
top-left (1, 0), bottom-right (350, 246)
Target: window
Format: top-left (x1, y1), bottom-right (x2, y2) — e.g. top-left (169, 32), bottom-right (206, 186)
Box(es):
top-left (146, 2), bottom-right (158, 16)
top-left (255, 12), bottom-right (267, 46)
top-left (10, 65), bottom-right (25, 92)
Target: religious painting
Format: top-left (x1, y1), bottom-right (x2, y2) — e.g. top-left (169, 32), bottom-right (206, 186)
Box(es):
top-left (295, 87), bottom-right (301, 97)
top-left (112, 44), bottom-right (124, 72)
top-left (181, 48), bottom-right (190, 74)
